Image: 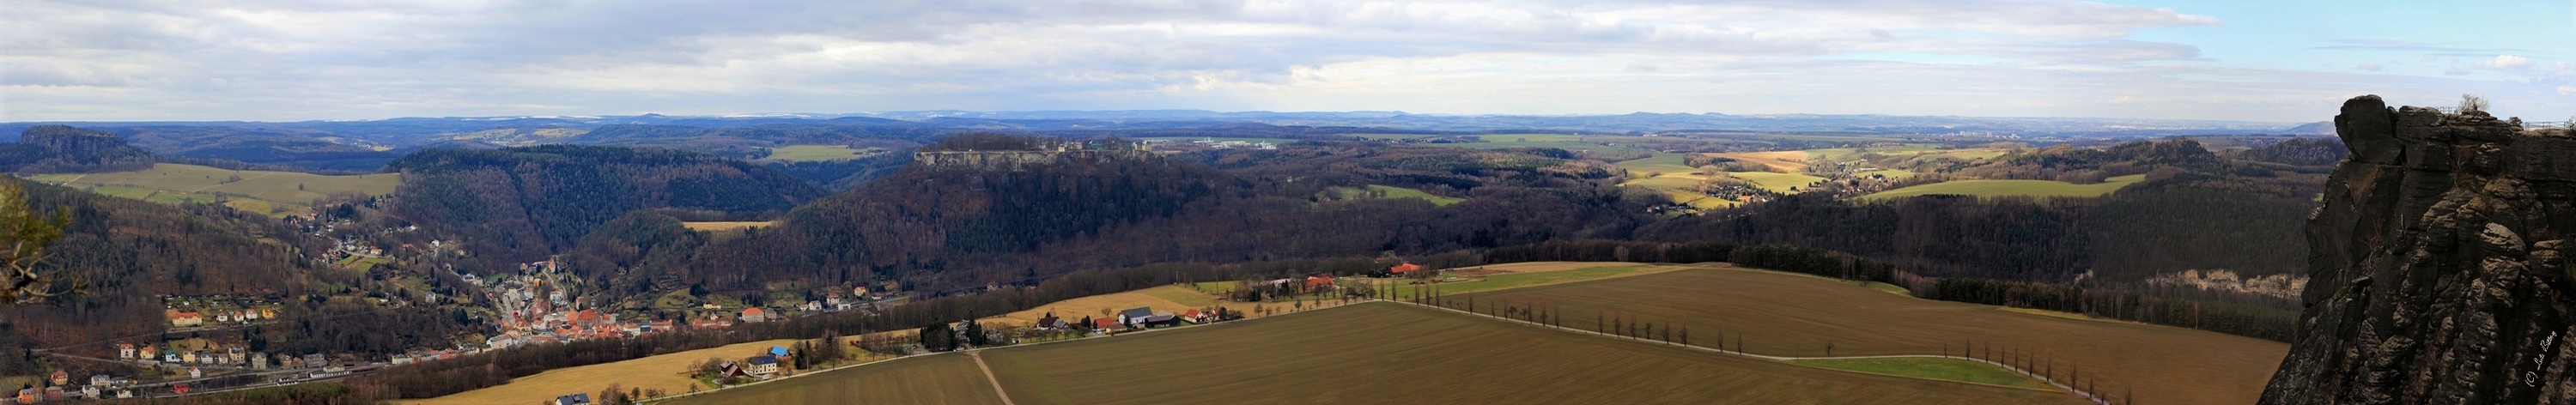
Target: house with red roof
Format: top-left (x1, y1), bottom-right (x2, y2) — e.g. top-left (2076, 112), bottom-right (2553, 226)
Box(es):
top-left (1182, 309), bottom-right (1204, 324)
top-left (1092, 317), bottom-right (1121, 331)
top-left (1303, 275), bottom-right (1337, 292)
top-left (1389, 263), bottom-right (1425, 275)
top-left (738, 307), bottom-right (770, 323)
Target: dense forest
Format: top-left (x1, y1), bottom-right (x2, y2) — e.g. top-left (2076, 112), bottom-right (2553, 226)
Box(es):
top-left (0, 178), bottom-right (479, 378)
top-left (1639, 139), bottom-right (2324, 284)
top-left (385, 145), bottom-right (825, 264)
top-left (0, 125), bottom-right (155, 173)
top-left (566, 135), bottom-right (1657, 298)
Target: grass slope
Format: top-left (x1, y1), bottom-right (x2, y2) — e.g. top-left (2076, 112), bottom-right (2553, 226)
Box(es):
top-left (661, 353), bottom-right (1005, 405)
top-left (28, 163), bottom-right (400, 215)
top-left (1858, 174), bottom-right (2145, 201)
top-left (1475, 265), bottom-right (2287, 405)
top-left (978, 302), bottom-right (2082, 404)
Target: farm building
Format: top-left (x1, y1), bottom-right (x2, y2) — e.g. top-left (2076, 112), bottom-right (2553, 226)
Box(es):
top-left (1117, 307), bottom-right (1153, 326)
top-left (1092, 317), bottom-right (1121, 330)
top-left (738, 307), bottom-right (769, 323)
top-left (1389, 263), bottom-right (1425, 275)
top-left (747, 355), bottom-right (781, 378)
top-left (555, 392), bottom-right (592, 405)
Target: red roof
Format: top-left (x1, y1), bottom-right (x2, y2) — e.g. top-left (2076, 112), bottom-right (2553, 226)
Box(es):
top-left (1304, 275), bottom-right (1335, 288)
top-left (1390, 263), bottom-right (1425, 274)
top-left (1094, 317), bottom-right (1121, 329)
top-left (742, 307), bottom-right (767, 316)
top-left (1183, 309), bottom-right (1201, 318)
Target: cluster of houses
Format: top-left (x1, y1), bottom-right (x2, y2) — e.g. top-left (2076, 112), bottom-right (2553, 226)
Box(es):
top-left (159, 294), bottom-right (283, 329)
top-left (113, 341), bottom-right (337, 372)
top-left (1139, 137), bottom-right (1282, 150)
top-left (16, 369), bottom-right (147, 402)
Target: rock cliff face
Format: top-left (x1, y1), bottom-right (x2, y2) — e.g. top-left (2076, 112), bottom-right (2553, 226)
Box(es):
top-left (2262, 95), bottom-right (2576, 404)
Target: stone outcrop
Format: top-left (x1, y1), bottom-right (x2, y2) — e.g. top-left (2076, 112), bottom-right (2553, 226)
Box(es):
top-left (2261, 95), bottom-right (2576, 404)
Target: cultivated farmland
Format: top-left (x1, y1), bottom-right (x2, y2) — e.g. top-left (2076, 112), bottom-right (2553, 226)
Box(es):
top-left (962, 302), bottom-right (2086, 404)
top-left (27, 163), bottom-right (401, 215)
top-left (1470, 265), bottom-right (2288, 405)
top-left (1857, 174), bottom-right (2145, 201)
top-left (410, 338), bottom-right (811, 405)
top-left (660, 353), bottom-right (1004, 405)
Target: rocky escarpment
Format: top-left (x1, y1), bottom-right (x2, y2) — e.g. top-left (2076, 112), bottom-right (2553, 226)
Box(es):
top-left (2261, 95), bottom-right (2576, 403)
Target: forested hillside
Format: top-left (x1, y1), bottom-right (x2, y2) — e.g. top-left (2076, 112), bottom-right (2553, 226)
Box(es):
top-left (1639, 139), bottom-right (2325, 285)
top-left (0, 178), bottom-right (474, 373)
top-left (554, 135), bottom-right (1655, 299)
top-left (0, 125), bottom-right (156, 173)
top-left (385, 145), bottom-right (824, 263)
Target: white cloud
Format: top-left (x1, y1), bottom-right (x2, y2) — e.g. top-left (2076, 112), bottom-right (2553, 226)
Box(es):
top-left (2476, 55), bottom-right (2533, 70)
top-left (2561, 86), bottom-right (2576, 96)
top-left (2354, 63), bottom-right (2382, 71)
top-left (3, 0), bottom-right (2565, 123)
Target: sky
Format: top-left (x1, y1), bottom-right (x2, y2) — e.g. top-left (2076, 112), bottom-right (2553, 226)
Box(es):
top-left (3, 0), bottom-right (2572, 123)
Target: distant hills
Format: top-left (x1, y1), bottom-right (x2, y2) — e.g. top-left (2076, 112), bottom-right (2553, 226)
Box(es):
top-left (0, 110), bottom-right (2316, 171)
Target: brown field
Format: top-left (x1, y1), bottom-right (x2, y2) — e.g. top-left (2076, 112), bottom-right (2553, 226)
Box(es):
top-left (703, 302), bottom-right (2083, 404)
top-left (977, 302), bottom-right (2083, 404)
top-left (1708, 150), bottom-right (1811, 172)
top-left (1474, 266), bottom-right (2290, 405)
top-left (661, 353), bottom-right (1004, 405)
top-left (406, 339), bottom-right (807, 405)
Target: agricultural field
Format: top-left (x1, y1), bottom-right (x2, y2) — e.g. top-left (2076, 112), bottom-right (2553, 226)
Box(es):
top-left (1613, 154), bottom-right (1741, 209)
top-left (1473, 265), bottom-right (2289, 405)
top-left (661, 353), bottom-right (1004, 405)
top-left (27, 163), bottom-right (401, 216)
top-left (1722, 171), bottom-right (1828, 193)
top-left (1320, 184), bottom-right (1464, 206)
top-left (758, 145), bottom-right (883, 162)
top-left (968, 302), bottom-right (2084, 404)
top-left (1380, 263), bottom-right (1687, 299)
top-left (1856, 174), bottom-right (2146, 201)
top-left (982, 285), bottom-right (1224, 328)
top-left (410, 339), bottom-right (812, 405)
top-left (1705, 150), bottom-right (1810, 172)
top-left (1791, 358), bottom-right (2053, 390)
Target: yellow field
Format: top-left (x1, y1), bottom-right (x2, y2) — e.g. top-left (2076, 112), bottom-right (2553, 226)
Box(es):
top-left (28, 163), bottom-right (400, 216)
top-left (404, 339), bottom-right (812, 405)
top-left (983, 285), bottom-right (1223, 327)
top-left (1723, 171), bottom-right (1827, 193)
top-left (1708, 151), bottom-right (1810, 172)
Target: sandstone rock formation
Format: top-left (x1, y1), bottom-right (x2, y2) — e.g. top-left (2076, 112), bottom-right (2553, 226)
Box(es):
top-left (2262, 95), bottom-right (2576, 404)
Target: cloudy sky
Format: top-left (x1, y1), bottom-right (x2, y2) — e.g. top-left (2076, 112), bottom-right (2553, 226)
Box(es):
top-left (4, 0), bottom-right (2572, 123)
